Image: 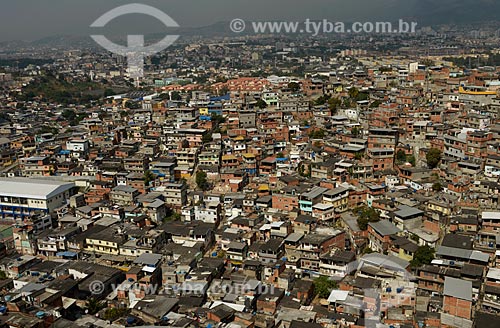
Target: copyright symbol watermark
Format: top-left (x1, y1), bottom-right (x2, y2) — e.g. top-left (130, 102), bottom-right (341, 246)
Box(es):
top-left (90, 4), bottom-right (180, 79)
top-left (90, 280), bottom-right (105, 295)
top-left (230, 19), bottom-right (246, 33)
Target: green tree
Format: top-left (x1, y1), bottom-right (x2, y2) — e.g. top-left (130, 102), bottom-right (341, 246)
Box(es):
top-left (171, 91), bottom-right (182, 101)
top-left (348, 87), bottom-right (359, 100)
top-left (362, 247), bottom-right (375, 255)
top-left (309, 129), bottom-right (325, 139)
top-left (143, 170), bottom-right (155, 187)
top-left (314, 276), bottom-right (338, 299)
top-left (355, 206), bottom-right (380, 230)
top-left (421, 59), bottom-right (435, 67)
top-left (355, 92), bottom-right (369, 102)
top-left (158, 93), bottom-right (170, 100)
top-left (328, 97), bottom-right (342, 115)
top-left (163, 207), bottom-right (181, 222)
top-left (410, 246), bottom-right (435, 268)
top-left (298, 163), bottom-right (311, 178)
top-left (215, 76), bottom-right (228, 83)
top-left (104, 89), bottom-right (115, 97)
top-left (211, 113), bottom-right (226, 125)
top-left (396, 150), bottom-right (407, 164)
top-left (256, 98), bottom-right (267, 109)
top-left (298, 163), bottom-right (305, 177)
top-left (202, 132), bottom-right (213, 144)
top-left (196, 170), bottom-right (209, 190)
top-left (407, 155), bottom-right (416, 167)
top-left (62, 109), bottom-right (76, 121)
top-left (218, 85), bottom-right (230, 96)
top-left (351, 126), bottom-right (361, 137)
top-left (0, 270), bottom-right (7, 279)
top-left (61, 109), bottom-right (87, 126)
top-left (103, 307), bottom-right (129, 321)
top-left (370, 100), bottom-right (382, 108)
top-left (38, 126), bottom-right (59, 136)
top-left (432, 182), bottom-right (443, 192)
top-left (125, 101), bottom-right (141, 109)
top-left (85, 298), bottom-right (106, 315)
top-left (314, 94), bottom-right (331, 106)
top-left (426, 148), bottom-right (442, 169)
top-left (287, 82), bottom-right (300, 92)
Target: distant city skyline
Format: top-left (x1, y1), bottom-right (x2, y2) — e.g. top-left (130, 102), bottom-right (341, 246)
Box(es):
top-left (1, 0), bottom-right (500, 42)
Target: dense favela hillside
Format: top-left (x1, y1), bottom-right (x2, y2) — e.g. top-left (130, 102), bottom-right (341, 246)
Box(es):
top-left (0, 18), bottom-right (500, 328)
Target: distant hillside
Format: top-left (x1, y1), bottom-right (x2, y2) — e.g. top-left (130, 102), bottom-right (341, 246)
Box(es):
top-left (407, 0), bottom-right (500, 25)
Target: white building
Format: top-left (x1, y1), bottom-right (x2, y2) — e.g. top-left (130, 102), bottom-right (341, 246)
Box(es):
top-left (66, 139), bottom-right (90, 158)
top-left (385, 175), bottom-right (400, 189)
top-left (194, 202), bottom-right (221, 224)
top-left (0, 178), bottom-right (75, 219)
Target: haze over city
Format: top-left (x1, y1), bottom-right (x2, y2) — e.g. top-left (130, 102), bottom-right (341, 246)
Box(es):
top-left (1, 0), bottom-right (500, 41)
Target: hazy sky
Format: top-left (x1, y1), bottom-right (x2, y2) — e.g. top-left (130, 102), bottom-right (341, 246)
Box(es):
top-left (0, 0), bottom-right (499, 41)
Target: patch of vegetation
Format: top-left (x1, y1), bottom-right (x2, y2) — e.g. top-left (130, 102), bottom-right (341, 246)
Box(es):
top-left (0, 58), bottom-right (53, 68)
top-left (256, 98), bottom-right (267, 109)
top-left (309, 129), bottom-right (326, 139)
top-left (354, 205), bottom-right (380, 230)
top-left (432, 182), bottom-right (443, 192)
top-left (19, 74), bottom-right (106, 104)
top-left (287, 82), bottom-right (300, 92)
top-left (103, 307), bottom-right (129, 321)
top-left (426, 148), bottom-right (442, 169)
top-left (351, 126), bottom-right (361, 137)
top-left (143, 170), bottom-right (155, 187)
top-left (163, 210), bottom-right (181, 222)
top-left (37, 126), bottom-right (59, 136)
top-left (362, 247), bottom-right (375, 255)
top-left (196, 170), bottom-right (209, 191)
top-left (202, 132), bottom-right (213, 144)
top-left (61, 109), bottom-right (87, 126)
top-left (443, 54), bottom-right (500, 68)
top-left (314, 276), bottom-right (338, 299)
top-left (125, 101), bottom-right (141, 109)
top-left (85, 298), bottom-right (106, 315)
top-left (348, 87), bottom-right (369, 102)
top-left (314, 94), bottom-right (331, 106)
top-left (298, 162), bottom-right (311, 178)
top-left (410, 246), bottom-right (435, 268)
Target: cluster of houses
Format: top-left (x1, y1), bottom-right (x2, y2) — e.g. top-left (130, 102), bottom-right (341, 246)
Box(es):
top-left (1, 42), bottom-right (500, 327)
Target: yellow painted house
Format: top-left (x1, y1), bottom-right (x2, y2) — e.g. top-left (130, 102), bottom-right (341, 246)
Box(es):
top-left (322, 187), bottom-right (349, 213)
top-left (392, 236), bottom-right (419, 262)
top-left (85, 227), bottom-right (125, 255)
top-left (427, 200), bottom-right (452, 216)
top-left (459, 86), bottom-right (497, 96)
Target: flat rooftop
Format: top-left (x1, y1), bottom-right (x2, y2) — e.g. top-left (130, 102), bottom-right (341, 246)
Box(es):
top-left (0, 178), bottom-right (74, 200)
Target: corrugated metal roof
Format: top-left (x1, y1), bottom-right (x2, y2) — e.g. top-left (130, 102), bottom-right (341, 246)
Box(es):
top-left (444, 277), bottom-right (472, 301)
top-left (0, 178), bottom-right (74, 200)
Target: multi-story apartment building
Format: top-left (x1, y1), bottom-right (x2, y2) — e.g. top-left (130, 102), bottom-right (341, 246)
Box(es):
top-left (124, 157), bottom-right (149, 174)
top-left (157, 182), bottom-right (187, 210)
top-left (0, 178), bottom-right (75, 219)
top-left (19, 156), bottom-right (55, 177)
